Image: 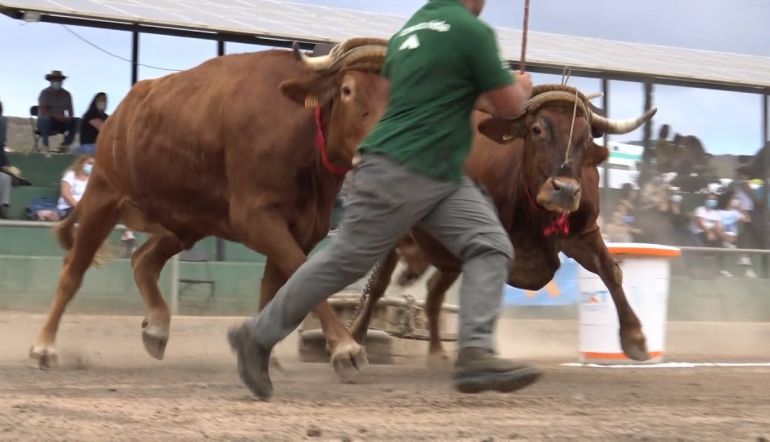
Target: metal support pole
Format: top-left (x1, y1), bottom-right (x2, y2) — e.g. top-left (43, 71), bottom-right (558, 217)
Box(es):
top-left (217, 39), bottom-right (225, 56)
top-left (601, 78), bottom-right (610, 195)
top-left (640, 80), bottom-right (654, 186)
top-left (131, 28), bottom-right (139, 85)
top-left (170, 253), bottom-right (180, 315)
top-left (763, 92), bottom-right (769, 275)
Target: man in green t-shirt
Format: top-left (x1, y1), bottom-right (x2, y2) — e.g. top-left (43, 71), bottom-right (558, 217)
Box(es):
top-left (230, 0), bottom-right (537, 399)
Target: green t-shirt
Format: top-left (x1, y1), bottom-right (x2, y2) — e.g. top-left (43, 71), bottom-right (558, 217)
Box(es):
top-left (359, 0), bottom-right (513, 182)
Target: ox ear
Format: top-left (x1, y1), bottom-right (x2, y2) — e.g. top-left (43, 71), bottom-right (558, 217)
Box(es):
top-left (478, 118), bottom-right (524, 144)
top-left (280, 79), bottom-right (318, 107)
top-left (280, 77), bottom-right (336, 108)
top-left (585, 141), bottom-right (610, 167)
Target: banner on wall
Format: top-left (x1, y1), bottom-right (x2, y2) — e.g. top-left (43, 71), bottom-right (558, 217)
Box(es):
top-left (503, 253), bottom-right (579, 306)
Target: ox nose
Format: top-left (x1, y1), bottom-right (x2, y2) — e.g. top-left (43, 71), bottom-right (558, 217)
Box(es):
top-left (551, 177), bottom-right (581, 197)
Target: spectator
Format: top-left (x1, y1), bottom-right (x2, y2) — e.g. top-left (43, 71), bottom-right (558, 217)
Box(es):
top-left (690, 192), bottom-right (732, 277)
top-left (719, 197), bottom-right (748, 249)
top-left (727, 174), bottom-right (759, 278)
top-left (666, 189), bottom-right (690, 241)
top-left (57, 155), bottom-right (93, 218)
top-left (78, 92), bottom-right (109, 155)
top-left (604, 209), bottom-right (642, 243)
top-left (38, 70), bottom-right (79, 153)
top-left (690, 193), bottom-right (722, 247)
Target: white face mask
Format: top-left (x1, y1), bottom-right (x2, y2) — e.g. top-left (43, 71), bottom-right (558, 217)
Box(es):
top-left (96, 101), bottom-right (106, 112)
top-left (51, 81), bottom-right (62, 90)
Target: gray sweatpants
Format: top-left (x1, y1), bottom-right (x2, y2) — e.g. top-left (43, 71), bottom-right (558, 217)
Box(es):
top-left (248, 153), bottom-right (513, 351)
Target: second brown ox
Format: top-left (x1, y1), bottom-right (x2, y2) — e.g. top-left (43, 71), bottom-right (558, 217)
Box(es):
top-left (29, 39), bottom-right (390, 375)
top-left (349, 85), bottom-right (657, 363)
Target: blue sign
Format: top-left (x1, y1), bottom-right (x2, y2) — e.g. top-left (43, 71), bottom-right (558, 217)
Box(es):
top-left (503, 254), bottom-right (579, 306)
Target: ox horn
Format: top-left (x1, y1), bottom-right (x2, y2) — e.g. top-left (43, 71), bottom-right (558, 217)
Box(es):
top-left (294, 38), bottom-right (388, 72)
top-left (589, 107), bottom-right (658, 135)
top-left (585, 92), bottom-right (603, 101)
top-left (524, 90), bottom-right (589, 116)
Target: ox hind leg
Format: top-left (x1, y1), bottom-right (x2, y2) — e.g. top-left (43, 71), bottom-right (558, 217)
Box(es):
top-left (348, 248), bottom-right (399, 343)
top-left (31, 181), bottom-right (120, 368)
top-left (424, 268), bottom-right (460, 368)
top-left (130, 232), bottom-right (185, 359)
top-left (561, 228), bottom-right (650, 361)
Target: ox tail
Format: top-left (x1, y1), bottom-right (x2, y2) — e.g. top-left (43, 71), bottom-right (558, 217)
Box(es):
top-left (54, 204), bottom-right (114, 267)
top-left (55, 205), bottom-right (79, 251)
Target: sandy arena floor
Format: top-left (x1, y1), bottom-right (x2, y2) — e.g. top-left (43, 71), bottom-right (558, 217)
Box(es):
top-left (0, 312), bottom-right (768, 441)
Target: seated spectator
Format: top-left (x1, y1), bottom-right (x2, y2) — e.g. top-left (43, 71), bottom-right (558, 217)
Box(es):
top-left (690, 193), bottom-right (722, 247)
top-left (719, 197), bottom-right (748, 249)
top-left (604, 210), bottom-right (642, 243)
top-left (38, 70), bottom-right (79, 153)
top-left (58, 155), bottom-right (93, 218)
top-left (78, 92), bottom-right (109, 155)
top-left (666, 190), bottom-right (690, 240)
top-left (691, 193), bottom-right (732, 277)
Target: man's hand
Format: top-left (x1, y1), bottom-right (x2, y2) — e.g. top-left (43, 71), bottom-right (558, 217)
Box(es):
top-left (480, 71), bottom-right (534, 119)
top-left (514, 71), bottom-right (533, 101)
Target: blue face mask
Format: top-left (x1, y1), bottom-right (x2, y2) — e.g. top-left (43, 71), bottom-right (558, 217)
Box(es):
top-left (51, 81), bottom-right (62, 90)
top-left (705, 199), bottom-right (717, 209)
top-left (83, 163), bottom-right (93, 176)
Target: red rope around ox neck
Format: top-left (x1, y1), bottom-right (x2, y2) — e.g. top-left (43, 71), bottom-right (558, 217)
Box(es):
top-left (315, 106), bottom-right (352, 177)
top-left (524, 183), bottom-right (571, 237)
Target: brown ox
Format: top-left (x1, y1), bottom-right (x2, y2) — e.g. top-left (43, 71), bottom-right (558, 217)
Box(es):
top-left (30, 39), bottom-right (390, 374)
top-left (350, 85), bottom-right (657, 363)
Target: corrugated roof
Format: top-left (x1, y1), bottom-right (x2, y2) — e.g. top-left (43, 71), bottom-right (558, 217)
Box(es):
top-left (2, 0), bottom-right (769, 91)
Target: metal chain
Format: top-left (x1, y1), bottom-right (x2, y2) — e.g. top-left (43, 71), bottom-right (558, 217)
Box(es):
top-left (347, 261), bottom-right (382, 344)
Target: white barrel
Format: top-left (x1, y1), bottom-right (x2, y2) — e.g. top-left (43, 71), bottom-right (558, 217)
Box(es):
top-left (578, 243), bottom-right (681, 364)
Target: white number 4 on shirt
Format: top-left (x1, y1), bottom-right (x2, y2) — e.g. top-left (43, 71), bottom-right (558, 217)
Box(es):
top-left (399, 35), bottom-right (420, 51)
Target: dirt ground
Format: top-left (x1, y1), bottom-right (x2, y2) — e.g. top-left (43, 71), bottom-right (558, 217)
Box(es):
top-left (0, 312), bottom-right (768, 441)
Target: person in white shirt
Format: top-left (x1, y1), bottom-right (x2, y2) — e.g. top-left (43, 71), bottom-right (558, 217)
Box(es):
top-left (58, 155), bottom-right (93, 218)
top-left (690, 193), bottom-right (722, 247)
top-left (719, 197), bottom-right (748, 247)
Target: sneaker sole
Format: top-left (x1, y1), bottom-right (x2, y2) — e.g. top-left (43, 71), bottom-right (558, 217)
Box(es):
top-left (454, 367), bottom-right (543, 394)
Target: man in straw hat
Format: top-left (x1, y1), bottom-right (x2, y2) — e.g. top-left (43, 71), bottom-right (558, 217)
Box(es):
top-left (38, 70), bottom-right (79, 152)
top-left (229, 0), bottom-right (537, 399)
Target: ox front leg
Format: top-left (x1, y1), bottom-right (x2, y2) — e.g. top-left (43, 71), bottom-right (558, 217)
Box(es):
top-left (348, 249), bottom-right (399, 343)
top-left (130, 233), bottom-right (184, 359)
top-left (243, 215), bottom-right (368, 381)
top-left (424, 268), bottom-right (460, 369)
top-left (561, 229), bottom-right (650, 361)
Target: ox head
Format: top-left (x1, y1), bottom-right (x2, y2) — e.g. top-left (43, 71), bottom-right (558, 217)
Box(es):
top-left (479, 85), bottom-right (657, 213)
top-left (280, 38), bottom-right (390, 168)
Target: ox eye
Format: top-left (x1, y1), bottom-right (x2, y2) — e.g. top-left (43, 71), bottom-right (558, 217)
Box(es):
top-left (341, 85), bottom-right (352, 96)
top-left (532, 126), bottom-right (543, 136)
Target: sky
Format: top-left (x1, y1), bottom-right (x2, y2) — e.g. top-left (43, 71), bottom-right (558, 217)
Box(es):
top-left (0, 0), bottom-right (768, 155)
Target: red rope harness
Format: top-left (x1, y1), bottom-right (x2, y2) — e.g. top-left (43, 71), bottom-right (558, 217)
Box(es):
top-left (523, 184), bottom-right (570, 237)
top-left (315, 106), bottom-right (351, 177)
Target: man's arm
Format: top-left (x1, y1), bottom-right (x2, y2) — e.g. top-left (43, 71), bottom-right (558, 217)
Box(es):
top-left (466, 22), bottom-right (532, 120)
top-left (480, 72), bottom-right (533, 119)
top-left (66, 91), bottom-right (74, 119)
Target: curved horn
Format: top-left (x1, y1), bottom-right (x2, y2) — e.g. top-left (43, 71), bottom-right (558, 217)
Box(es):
top-left (295, 38), bottom-right (388, 72)
top-left (590, 107), bottom-right (658, 135)
top-left (524, 91), bottom-right (589, 117)
top-left (585, 92), bottom-right (603, 101)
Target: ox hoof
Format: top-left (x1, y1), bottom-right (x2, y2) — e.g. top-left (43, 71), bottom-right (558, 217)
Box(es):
top-left (427, 351), bottom-right (452, 371)
top-left (29, 346), bottom-right (58, 370)
top-left (142, 329), bottom-right (168, 360)
top-left (620, 330), bottom-right (651, 361)
top-left (331, 342), bottom-right (369, 383)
